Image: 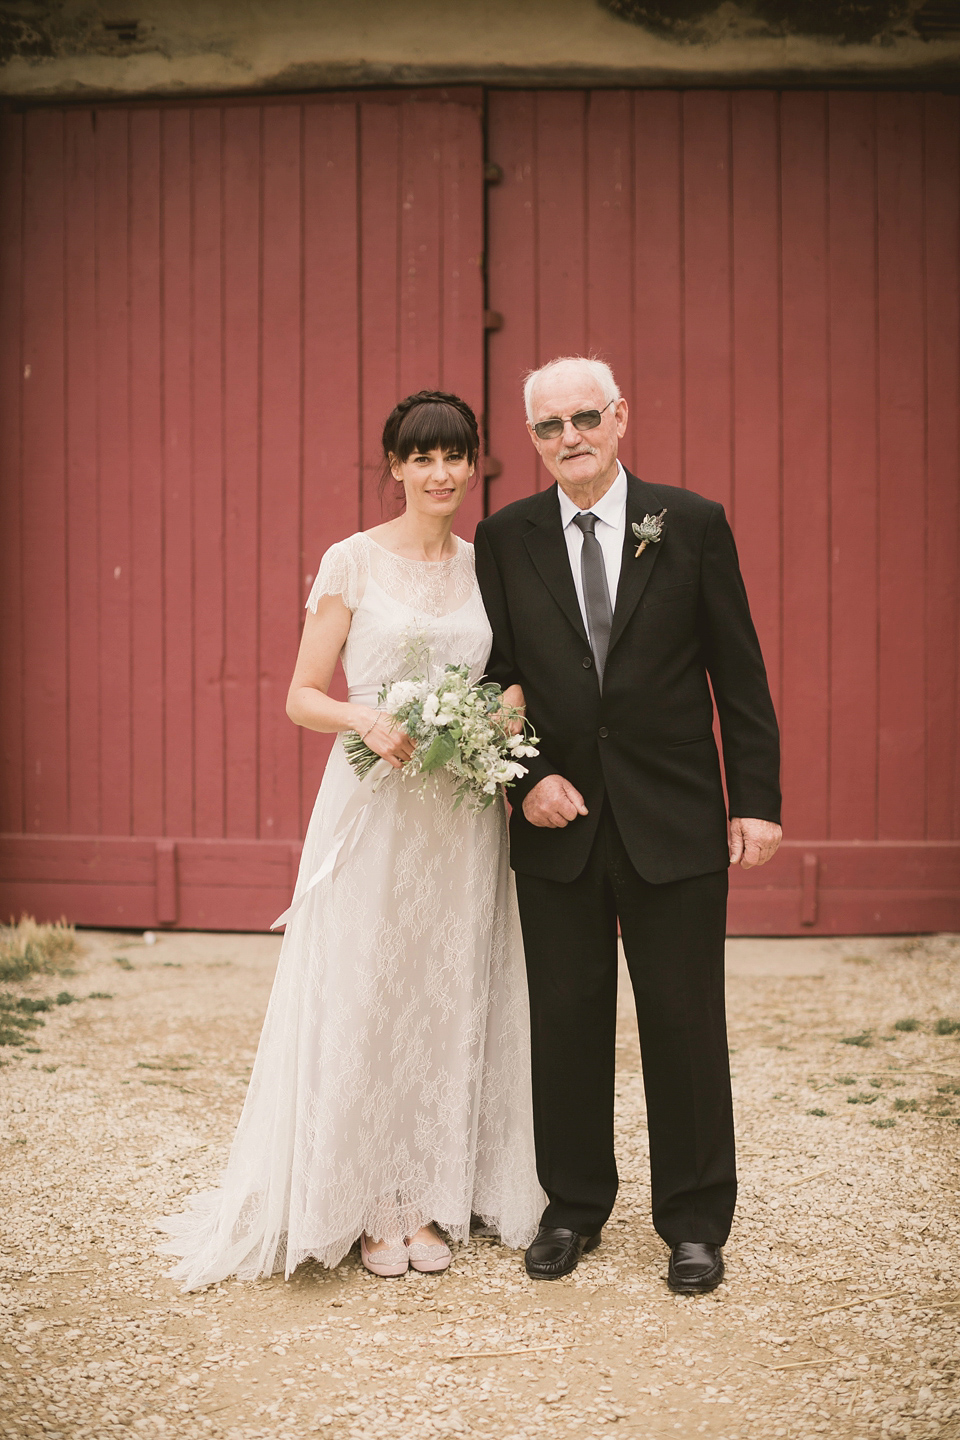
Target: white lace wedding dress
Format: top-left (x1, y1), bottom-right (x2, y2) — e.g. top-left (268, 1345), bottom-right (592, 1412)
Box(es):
top-left (158, 532), bottom-right (544, 1289)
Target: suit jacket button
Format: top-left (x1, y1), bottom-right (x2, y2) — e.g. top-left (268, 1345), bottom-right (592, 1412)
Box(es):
top-left (598, 726), bottom-right (609, 738)
top-left (582, 656), bottom-right (592, 669)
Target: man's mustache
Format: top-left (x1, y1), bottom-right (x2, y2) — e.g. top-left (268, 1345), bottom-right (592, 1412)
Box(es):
top-left (557, 443), bottom-right (599, 461)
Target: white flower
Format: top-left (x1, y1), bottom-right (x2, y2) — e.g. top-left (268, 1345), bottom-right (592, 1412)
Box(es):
top-left (383, 679), bottom-right (425, 710)
top-left (421, 692), bottom-right (440, 725)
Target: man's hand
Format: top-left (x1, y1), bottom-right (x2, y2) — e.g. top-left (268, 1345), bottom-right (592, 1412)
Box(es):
top-left (523, 775), bottom-right (589, 829)
top-left (728, 817), bottom-right (782, 869)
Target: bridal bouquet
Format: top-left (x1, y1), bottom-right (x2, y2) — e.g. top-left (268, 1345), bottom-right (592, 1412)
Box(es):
top-left (342, 655), bottom-right (539, 813)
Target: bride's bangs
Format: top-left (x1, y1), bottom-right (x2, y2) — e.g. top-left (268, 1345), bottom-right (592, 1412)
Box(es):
top-left (395, 402), bottom-right (478, 464)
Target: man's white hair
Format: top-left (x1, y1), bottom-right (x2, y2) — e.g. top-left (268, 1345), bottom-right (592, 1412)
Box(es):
top-left (523, 355), bottom-right (621, 422)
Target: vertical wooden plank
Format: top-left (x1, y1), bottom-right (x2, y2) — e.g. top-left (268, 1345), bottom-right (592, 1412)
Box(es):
top-left (128, 109), bottom-right (165, 839)
top-left (21, 110), bottom-right (68, 836)
top-left (397, 101), bottom-right (442, 399)
top-left (876, 95), bottom-right (926, 841)
top-left (439, 96), bottom-right (485, 539)
top-left (258, 103), bottom-right (302, 842)
top-left (631, 92), bottom-right (683, 490)
top-left (191, 107), bottom-right (226, 839)
top-left (160, 107), bottom-right (195, 837)
top-left (221, 104), bottom-right (261, 839)
top-left (485, 92), bottom-right (539, 509)
top-left (827, 94), bottom-right (879, 840)
top-left (922, 95), bottom-right (960, 840)
top-left (95, 108), bottom-right (133, 836)
top-left (0, 116), bottom-right (25, 835)
top-left (535, 91), bottom-right (587, 364)
top-left (301, 100), bottom-right (360, 827)
top-left (681, 92), bottom-right (733, 512)
top-left (359, 101), bottom-right (401, 529)
top-left (730, 92), bottom-right (782, 712)
top-left (779, 94), bottom-right (830, 841)
top-left (584, 91), bottom-right (636, 468)
top-left (64, 111), bottom-right (101, 837)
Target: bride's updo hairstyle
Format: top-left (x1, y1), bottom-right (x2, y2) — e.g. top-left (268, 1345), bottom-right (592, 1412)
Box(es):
top-left (379, 390), bottom-right (481, 503)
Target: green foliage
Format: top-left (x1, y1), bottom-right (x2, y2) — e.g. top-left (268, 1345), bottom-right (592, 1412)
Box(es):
top-left (840, 1033), bottom-right (873, 1048)
top-left (0, 967), bottom-right (86, 1048)
top-left (0, 917), bottom-right (78, 983)
top-left (893, 1098), bottom-right (918, 1112)
top-left (420, 729), bottom-right (457, 773)
top-left (870, 1117), bottom-right (897, 1129)
top-left (114, 956), bottom-right (134, 971)
top-left (934, 1017), bottom-right (960, 1036)
top-left (847, 1092), bottom-right (879, 1105)
top-left (0, 995), bottom-right (44, 1046)
top-left (806, 1108), bottom-right (828, 1117)
top-left (894, 1017), bottom-right (921, 1032)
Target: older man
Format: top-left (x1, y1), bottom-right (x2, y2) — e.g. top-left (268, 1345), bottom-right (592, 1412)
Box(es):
top-left (474, 356), bottom-right (781, 1289)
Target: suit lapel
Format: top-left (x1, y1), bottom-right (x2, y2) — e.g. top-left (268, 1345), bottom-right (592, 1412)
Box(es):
top-left (521, 486), bottom-right (590, 647)
top-left (608, 472), bottom-right (666, 655)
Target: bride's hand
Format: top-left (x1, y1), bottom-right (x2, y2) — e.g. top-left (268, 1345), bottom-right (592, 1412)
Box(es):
top-left (356, 711), bottom-right (415, 769)
top-left (500, 683), bottom-right (526, 736)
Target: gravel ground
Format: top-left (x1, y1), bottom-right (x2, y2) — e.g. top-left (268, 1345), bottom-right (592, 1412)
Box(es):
top-left (1, 928), bottom-right (959, 1440)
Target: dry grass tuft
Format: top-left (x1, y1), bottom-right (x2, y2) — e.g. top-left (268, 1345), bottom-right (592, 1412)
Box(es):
top-left (0, 916), bottom-right (79, 984)
top-left (840, 1031), bottom-right (873, 1047)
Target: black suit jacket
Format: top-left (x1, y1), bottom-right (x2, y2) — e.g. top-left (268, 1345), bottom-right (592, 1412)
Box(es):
top-left (474, 470), bottom-right (781, 884)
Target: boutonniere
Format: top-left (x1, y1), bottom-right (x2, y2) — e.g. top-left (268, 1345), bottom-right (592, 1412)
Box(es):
top-left (632, 509), bottom-right (667, 558)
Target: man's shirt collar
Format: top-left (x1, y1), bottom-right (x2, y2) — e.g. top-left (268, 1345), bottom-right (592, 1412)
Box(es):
top-left (557, 461), bottom-right (628, 531)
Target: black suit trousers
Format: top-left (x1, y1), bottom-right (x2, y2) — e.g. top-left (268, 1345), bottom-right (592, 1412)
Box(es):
top-left (514, 803), bottom-right (736, 1246)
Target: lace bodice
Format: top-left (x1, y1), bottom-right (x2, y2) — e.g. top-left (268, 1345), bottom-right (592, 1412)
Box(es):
top-left (306, 531), bottom-right (491, 695)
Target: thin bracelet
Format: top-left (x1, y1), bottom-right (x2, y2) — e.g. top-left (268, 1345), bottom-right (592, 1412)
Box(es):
top-left (360, 712), bottom-right (381, 743)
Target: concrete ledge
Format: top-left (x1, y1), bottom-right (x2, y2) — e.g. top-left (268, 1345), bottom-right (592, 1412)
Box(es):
top-left (3, 0), bottom-right (960, 102)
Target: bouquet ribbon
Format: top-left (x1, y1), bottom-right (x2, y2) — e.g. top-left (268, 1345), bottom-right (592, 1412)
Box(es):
top-left (270, 757), bottom-right (393, 931)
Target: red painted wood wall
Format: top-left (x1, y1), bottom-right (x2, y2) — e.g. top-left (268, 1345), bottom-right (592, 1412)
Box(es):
top-left (0, 90), bottom-right (485, 929)
top-left (487, 90), bottom-right (960, 935)
top-left (1, 87), bottom-right (958, 934)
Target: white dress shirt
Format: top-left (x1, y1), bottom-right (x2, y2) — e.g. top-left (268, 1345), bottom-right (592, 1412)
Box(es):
top-left (557, 462), bottom-right (628, 634)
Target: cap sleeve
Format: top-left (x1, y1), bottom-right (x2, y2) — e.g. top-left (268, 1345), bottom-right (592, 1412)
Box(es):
top-left (305, 536), bottom-right (366, 614)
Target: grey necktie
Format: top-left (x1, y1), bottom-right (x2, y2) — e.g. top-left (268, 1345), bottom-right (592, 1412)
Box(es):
top-left (572, 511), bottom-right (613, 684)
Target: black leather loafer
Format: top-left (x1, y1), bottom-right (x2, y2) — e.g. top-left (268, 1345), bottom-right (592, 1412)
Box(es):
top-left (667, 1241), bottom-right (724, 1294)
top-left (524, 1226), bottom-right (602, 1280)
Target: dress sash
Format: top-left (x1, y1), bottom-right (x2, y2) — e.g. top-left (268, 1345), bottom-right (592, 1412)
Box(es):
top-left (271, 685), bottom-right (390, 931)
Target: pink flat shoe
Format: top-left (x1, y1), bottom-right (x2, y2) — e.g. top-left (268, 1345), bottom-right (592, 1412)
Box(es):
top-left (360, 1233), bottom-right (409, 1277)
top-left (406, 1236), bottom-right (452, 1273)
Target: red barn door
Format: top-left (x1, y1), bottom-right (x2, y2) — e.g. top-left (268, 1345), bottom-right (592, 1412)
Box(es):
top-left (2, 87), bottom-right (958, 935)
top-left (0, 89), bottom-right (485, 930)
top-left (486, 91), bottom-right (960, 935)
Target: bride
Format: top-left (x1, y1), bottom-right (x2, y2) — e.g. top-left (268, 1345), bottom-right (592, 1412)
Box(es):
top-left (159, 390), bottom-right (544, 1287)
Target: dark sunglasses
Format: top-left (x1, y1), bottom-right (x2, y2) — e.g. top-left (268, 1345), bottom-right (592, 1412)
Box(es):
top-left (531, 399), bottom-right (615, 441)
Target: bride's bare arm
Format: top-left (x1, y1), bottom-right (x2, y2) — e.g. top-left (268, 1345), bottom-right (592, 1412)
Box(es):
top-left (500, 682), bottom-right (526, 735)
top-left (285, 595), bottom-right (414, 768)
